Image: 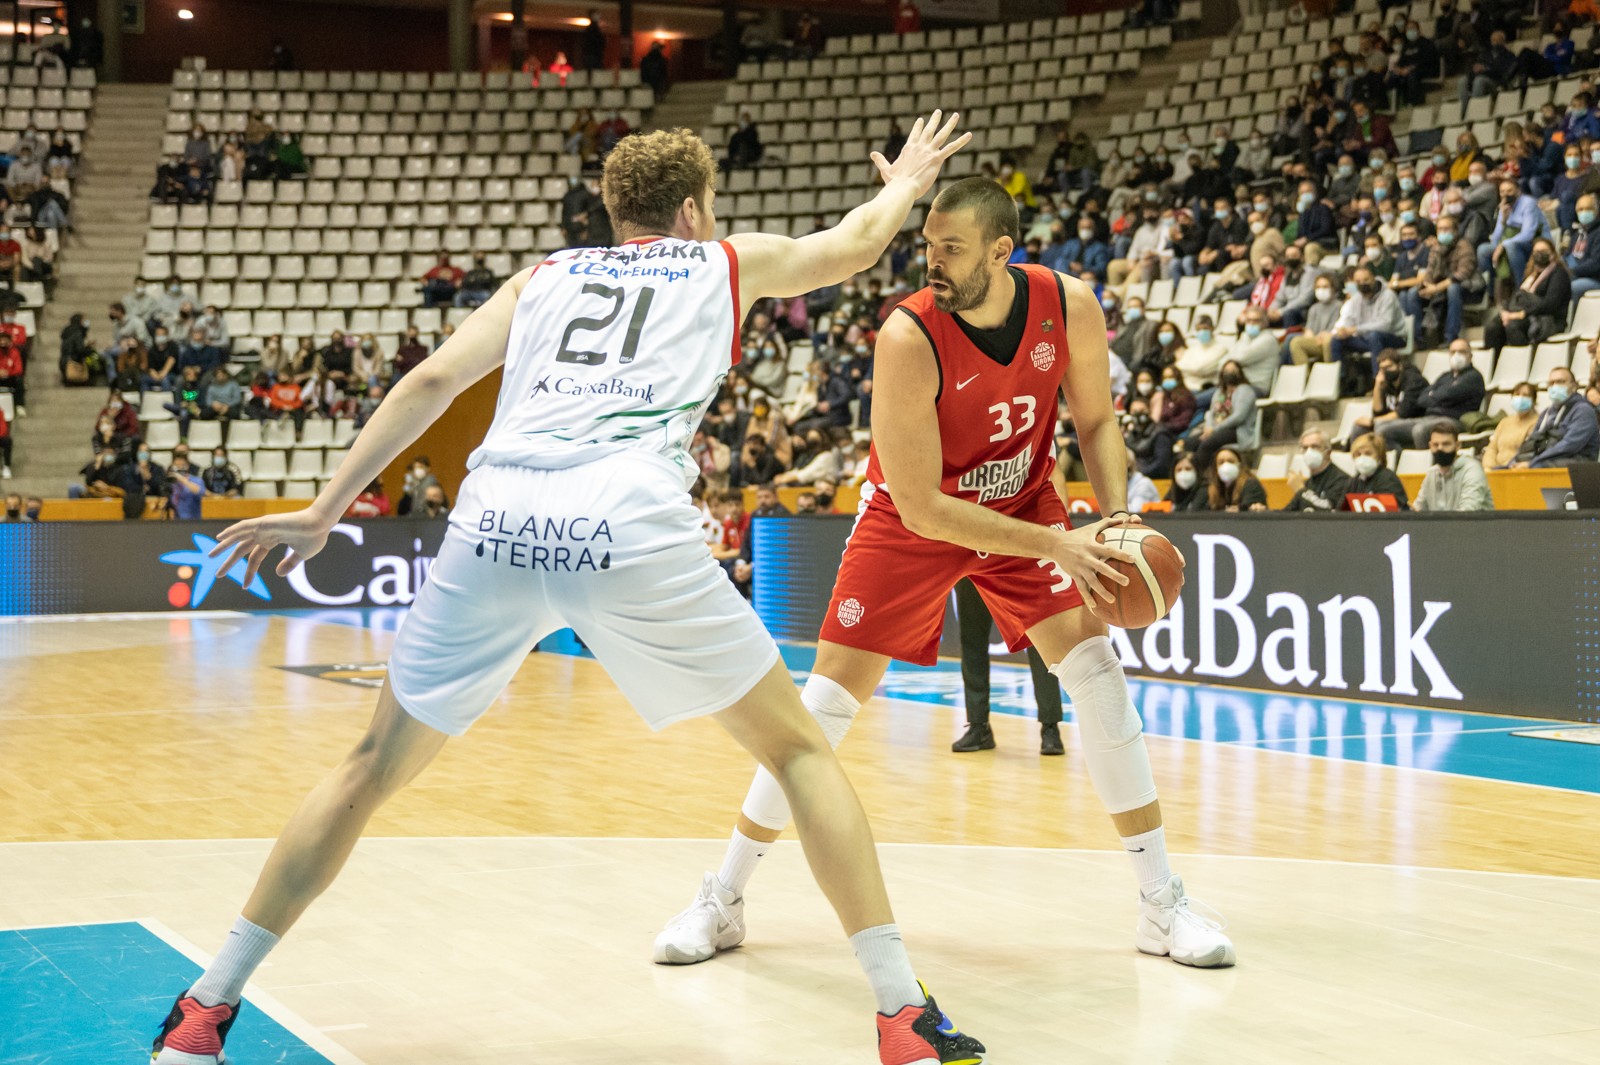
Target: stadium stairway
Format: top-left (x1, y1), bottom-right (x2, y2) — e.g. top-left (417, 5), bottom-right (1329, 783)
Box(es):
top-left (647, 80), bottom-right (729, 136)
top-left (9, 84), bottom-right (169, 499)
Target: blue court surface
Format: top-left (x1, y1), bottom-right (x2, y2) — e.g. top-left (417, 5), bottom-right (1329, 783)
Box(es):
top-left (272, 609), bottom-right (1598, 794)
top-left (0, 922), bottom-right (333, 1065)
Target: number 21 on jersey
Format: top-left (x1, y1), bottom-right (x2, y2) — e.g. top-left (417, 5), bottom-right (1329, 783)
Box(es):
top-left (987, 395), bottom-right (1036, 442)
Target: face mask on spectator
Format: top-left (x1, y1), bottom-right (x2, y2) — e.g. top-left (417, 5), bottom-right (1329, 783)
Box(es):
top-left (1332, 69), bottom-right (1347, 80)
top-left (744, 344), bottom-right (757, 358)
top-left (213, 455), bottom-right (227, 468)
top-left (1583, 209), bottom-right (1599, 226)
top-left (1432, 154), bottom-right (1448, 168)
top-left (1568, 155), bottom-right (1583, 170)
top-left (1161, 378), bottom-right (1177, 391)
top-left (1144, 190), bottom-right (1159, 202)
top-left (1175, 469), bottom-right (1197, 489)
top-left (1512, 394), bottom-right (1534, 413)
top-left (1399, 177), bottom-right (1415, 193)
top-left (1333, 110), bottom-right (1348, 124)
top-left (1401, 209), bottom-right (1418, 224)
top-left (1196, 328), bottom-right (1213, 343)
top-left (1124, 306), bottom-right (1142, 322)
top-left (1379, 210), bottom-right (1395, 224)
top-left (1369, 157), bottom-right (1385, 171)
top-left (1550, 383), bottom-right (1573, 404)
top-left (1101, 295), bottom-right (1116, 310)
top-left (1438, 229), bottom-right (1456, 245)
top-left (1298, 192), bottom-right (1314, 210)
top-left (1218, 461), bottom-right (1240, 484)
top-left (1401, 238), bottom-right (1418, 250)
top-left (1303, 448), bottom-right (1324, 470)
top-left (854, 344), bottom-right (868, 356)
top-left (1373, 187), bottom-right (1388, 202)
top-left (1251, 220), bottom-right (1266, 235)
top-left (137, 450), bottom-right (150, 463)
top-left (1446, 201), bottom-right (1465, 216)
top-left (1467, 173), bottom-right (1484, 186)
top-left (1244, 323), bottom-right (1262, 338)
top-left (1078, 228), bottom-right (1094, 242)
top-left (1406, 29), bottom-right (1418, 41)
top-left (1158, 331), bottom-right (1175, 346)
top-left (1365, 247), bottom-right (1382, 262)
top-left (1315, 286), bottom-right (1334, 302)
top-left (1533, 250), bottom-right (1554, 268)
top-left (1253, 199), bottom-right (1269, 213)
top-left (1136, 380), bottom-right (1154, 396)
top-left (1344, 281), bottom-right (1358, 296)
top-left (1431, 448), bottom-right (1456, 467)
top-left (1353, 454), bottom-right (1379, 478)
top-left (1337, 164), bottom-right (1354, 178)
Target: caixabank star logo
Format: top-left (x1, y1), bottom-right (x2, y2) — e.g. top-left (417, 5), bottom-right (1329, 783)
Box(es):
top-left (159, 533), bottom-right (272, 608)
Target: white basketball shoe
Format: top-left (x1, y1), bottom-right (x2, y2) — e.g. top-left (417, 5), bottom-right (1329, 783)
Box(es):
top-left (652, 872), bottom-right (746, 964)
top-left (1135, 874), bottom-right (1236, 968)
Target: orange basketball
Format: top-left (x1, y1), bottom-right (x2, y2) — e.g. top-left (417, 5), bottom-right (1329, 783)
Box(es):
top-left (1094, 525), bottom-right (1185, 629)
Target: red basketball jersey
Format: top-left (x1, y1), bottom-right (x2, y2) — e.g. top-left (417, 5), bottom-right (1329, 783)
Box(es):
top-left (862, 264), bottom-right (1069, 519)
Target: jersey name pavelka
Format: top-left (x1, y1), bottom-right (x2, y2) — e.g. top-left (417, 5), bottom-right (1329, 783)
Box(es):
top-left (469, 237), bottom-right (740, 487)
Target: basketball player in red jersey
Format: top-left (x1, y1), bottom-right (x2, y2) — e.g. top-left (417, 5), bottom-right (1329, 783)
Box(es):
top-left (657, 176), bottom-right (1235, 971)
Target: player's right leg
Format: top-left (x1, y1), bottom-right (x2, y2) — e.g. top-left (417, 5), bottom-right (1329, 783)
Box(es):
top-left (713, 657), bottom-right (983, 1065)
top-left (151, 682), bottom-right (450, 1063)
top-left (654, 640), bottom-right (889, 964)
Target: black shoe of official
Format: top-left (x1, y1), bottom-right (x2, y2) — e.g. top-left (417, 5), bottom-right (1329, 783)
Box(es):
top-left (951, 722), bottom-right (995, 753)
top-left (1040, 722), bottom-right (1064, 756)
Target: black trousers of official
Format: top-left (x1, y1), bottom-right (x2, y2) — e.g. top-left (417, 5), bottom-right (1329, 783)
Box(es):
top-left (955, 578), bottom-right (1063, 726)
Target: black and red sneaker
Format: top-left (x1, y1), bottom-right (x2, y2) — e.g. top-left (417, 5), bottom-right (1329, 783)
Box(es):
top-left (151, 991), bottom-right (240, 1064)
top-left (875, 983), bottom-right (985, 1065)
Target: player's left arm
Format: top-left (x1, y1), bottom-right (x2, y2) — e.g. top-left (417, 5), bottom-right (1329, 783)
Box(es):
top-left (210, 268), bottom-right (536, 581)
top-left (1058, 272), bottom-right (1131, 518)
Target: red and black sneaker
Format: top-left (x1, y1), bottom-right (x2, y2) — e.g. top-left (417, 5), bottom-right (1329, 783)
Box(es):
top-left (876, 983), bottom-right (985, 1065)
top-left (151, 991), bottom-right (240, 1064)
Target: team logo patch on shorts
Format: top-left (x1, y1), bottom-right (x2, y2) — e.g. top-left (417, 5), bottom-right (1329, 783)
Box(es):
top-left (1030, 341), bottom-right (1056, 371)
top-left (836, 597), bottom-right (865, 627)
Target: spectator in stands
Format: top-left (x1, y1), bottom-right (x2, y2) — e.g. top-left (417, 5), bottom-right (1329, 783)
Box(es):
top-left (355, 383), bottom-right (384, 428)
top-left (394, 456), bottom-right (440, 518)
top-left (1109, 204), bottom-right (1169, 287)
top-left (1346, 432), bottom-right (1410, 508)
top-left (1228, 306), bottom-right (1279, 396)
top-left (1175, 313), bottom-right (1224, 390)
top-left (1239, 250), bottom-right (1286, 308)
top-left (1330, 266), bottom-right (1404, 393)
top-left (596, 111), bottom-right (630, 157)
top-left (1218, 208), bottom-right (1283, 295)
top-left (1345, 100), bottom-right (1396, 161)
top-left (0, 405), bottom-right (9, 478)
top-left (1546, 145), bottom-right (1598, 235)
top-left (792, 360), bottom-right (854, 435)
top-left (1164, 454), bottom-right (1205, 511)
top-left (137, 326), bottom-right (172, 391)
top-left (1518, 19), bottom-right (1576, 86)
top-left (997, 158), bottom-right (1036, 212)
top-left (1295, 181), bottom-right (1338, 250)
top-left (217, 135), bottom-right (244, 183)
top-left (97, 387), bottom-right (138, 441)
top-left (1186, 358), bottom-right (1257, 471)
top-left (178, 326), bottom-right (222, 376)
top-left (1361, 232), bottom-right (1394, 279)
top-left (242, 372), bottom-right (272, 421)
top-left (1351, 349), bottom-right (1427, 441)
top-left (723, 113), bottom-right (763, 174)
top-left (6, 147), bottom-right (40, 201)
top-left (1058, 216), bottom-right (1111, 280)
top-left (202, 366), bottom-right (242, 435)
top-left (639, 40), bottom-right (668, 100)
top-left (1110, 295), bottom-right (1158, 371)
top-left (1125, 446), bottom-right (1160, 511)
top-left (0, 330), bottom-right (23, 416)
top-left (192, 304), bottom-right (226, 350)
top-left (71, 445), bottom-right (124, 500)
top-left (163, 453), bottom-right (206, 519)
top-left (1459, 29), bottom-right (1515, 109)
top-left (1284, 429), bottom-right (1350, 511)
top-left (123, 277), bottom-right (159, 327)
top-left (182, 122), bottom-right (213, 173)
top-left (1378, 339), bottom-right (1486, 450)
top-left (1415, 423), bottom-right (1494, 510)
top-left (1486, 237), bottom-right (1571, 354)
top-left (1330, 158), bottom-right (1362, 208)
top-left (156, 280), bottom-right (194, 326)
top-left (1407, 212), bottom-right (1479, 345)
top-left (202, 447), bottom-right (243, 498)
top-left (1206, 447), bottom-right (1267, 512)
top-left (164, 365), bottom-right (206, 437)
top-left (351, 335), bottom-right (382, 386)
top-left (1391, 20), bottom-right (1440, 105)
top-left (266, 372), bottom-right (307, 434)
top-left (564, 107), bottom-right (599, 161)
top-left (776, 427), bottom-right (846, 486)
top-left (1483, 381), bottom-right (1540, 469)
top-left (22, 226), bottom-right (53, 292)
top-left (893, 0), bottom-right (920, 34)
top-left (1566, 194), bottom-right (1600, 302)
top-left (0, 225), bottom-right (20, 288)
top-left (731, 430), bottom-right (785, 488)
top-left (392, 325), bottom-right (430, 383)
top-left (1190, 196), bottom-right (1248, 278)
top-left (1481, 181), bottom-right (1550, 296)
top-left (454, 253), bottom-right (498, 308)
top-left (1510, 366), bottom-right (1600, 467)
top-left (313, 331), bottom-right (352, 390)
top-left (347, 479), bottom-right (391, 518)
top-left (110, 336), bottom-right (146, 393)
top-left (420, 254), bottom-right (462, 308)
top-left (580, 10), bottom-right (606, 69)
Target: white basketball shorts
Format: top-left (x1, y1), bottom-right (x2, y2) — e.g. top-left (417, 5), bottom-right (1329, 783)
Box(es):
top-left (388, 454), bottom-right (781, 734)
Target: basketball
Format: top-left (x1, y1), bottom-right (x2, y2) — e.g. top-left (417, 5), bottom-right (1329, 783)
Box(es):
top-left (1095, 525), bottom-right (1185, 629)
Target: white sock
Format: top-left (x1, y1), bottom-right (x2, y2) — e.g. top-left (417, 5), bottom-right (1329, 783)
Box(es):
top-left (190, 915), bottom-right (280, 1007)
top-left (715, 828), bottom-right (769, 896)
top-left (850, 924), bottom-right (925, 1015)
top-left (1122, 826), bottom-right (1172, 897)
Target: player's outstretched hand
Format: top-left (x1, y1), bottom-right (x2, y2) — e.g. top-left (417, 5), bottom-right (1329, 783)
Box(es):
top-left (1050, 515), bottom-right (1135, 613)
top-left (209, 508), bottom-right (334, 584)
top-left (870, 110), bottom-right (972, 199)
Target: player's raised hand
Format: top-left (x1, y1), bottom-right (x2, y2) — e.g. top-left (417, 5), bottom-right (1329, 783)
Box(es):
top-left (209, 508), bottom-right (335, 583)
top-left (870, 110), bottom-right (972, 198)
top-left (1049, 515), bottom-right (1135, 613)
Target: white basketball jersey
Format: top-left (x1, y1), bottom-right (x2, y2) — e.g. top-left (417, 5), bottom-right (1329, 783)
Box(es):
top-left (469, 237), bottom-right (741, 486)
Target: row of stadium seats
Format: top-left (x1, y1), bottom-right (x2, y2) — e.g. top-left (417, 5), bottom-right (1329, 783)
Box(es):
top-left (167, 87), bottom-right (645, 119)
top-left (809, 6), bottom-right (1195, 57)
top-left (171, 68), bottom-right (641, 92)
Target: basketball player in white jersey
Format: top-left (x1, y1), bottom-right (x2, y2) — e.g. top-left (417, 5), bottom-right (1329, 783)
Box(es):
top-left (655, 179), bottom-right (1235, 972)
top-left (145, 114), bottom-right (989, 1065)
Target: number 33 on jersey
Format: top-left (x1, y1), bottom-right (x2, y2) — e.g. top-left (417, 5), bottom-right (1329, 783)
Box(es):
top-left (469, 237), bottom-right (742, 486)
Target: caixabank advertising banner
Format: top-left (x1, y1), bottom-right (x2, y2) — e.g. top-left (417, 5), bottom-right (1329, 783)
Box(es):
top-left (752, 513), bottom-right (1600, 724)
top-left (0, 520), bottom-right (450, 616)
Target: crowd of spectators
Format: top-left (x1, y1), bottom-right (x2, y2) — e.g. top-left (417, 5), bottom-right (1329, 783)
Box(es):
top-left (152, 112), bottom-right (306, 205)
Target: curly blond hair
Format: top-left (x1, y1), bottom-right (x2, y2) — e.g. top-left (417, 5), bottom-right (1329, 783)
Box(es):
top-left (601, 128), bottom-right (716, 237)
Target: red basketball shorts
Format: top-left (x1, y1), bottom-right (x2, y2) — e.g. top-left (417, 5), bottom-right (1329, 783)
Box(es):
top-left (817, 486), bottom-right (1085, 665)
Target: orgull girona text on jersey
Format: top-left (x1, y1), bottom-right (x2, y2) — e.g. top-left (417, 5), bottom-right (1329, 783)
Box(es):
top-left (958, 444), bottom-right (1032, 504)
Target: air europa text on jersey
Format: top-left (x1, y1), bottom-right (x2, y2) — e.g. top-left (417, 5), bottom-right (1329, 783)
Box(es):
top-left (569, 262), bottom-right (690, 283)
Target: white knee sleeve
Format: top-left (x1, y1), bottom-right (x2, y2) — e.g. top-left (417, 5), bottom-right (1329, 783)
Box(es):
top-left (740, 674), bottom-right (862, 831)
top-left (1051, 635), bottom-right (1158, 815)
